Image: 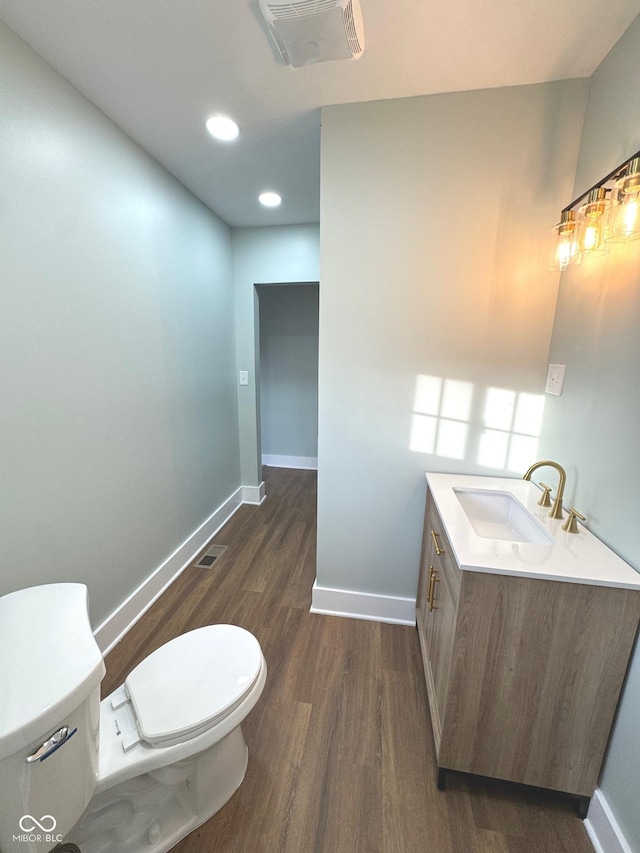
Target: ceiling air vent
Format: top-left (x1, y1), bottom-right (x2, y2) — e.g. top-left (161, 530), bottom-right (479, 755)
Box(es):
top-left (258, 0), bottom-right (365, 68)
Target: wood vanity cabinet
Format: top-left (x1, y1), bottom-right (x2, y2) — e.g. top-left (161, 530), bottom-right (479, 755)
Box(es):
top-left (416, 489), bottom-right (640, 809)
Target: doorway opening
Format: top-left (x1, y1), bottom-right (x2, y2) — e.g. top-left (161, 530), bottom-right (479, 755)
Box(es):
top-left (255, 282), bottom-right (319, 471)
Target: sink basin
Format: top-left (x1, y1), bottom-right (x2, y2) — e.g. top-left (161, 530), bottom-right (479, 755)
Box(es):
top-left (453, 488), bottom-right (557, 544)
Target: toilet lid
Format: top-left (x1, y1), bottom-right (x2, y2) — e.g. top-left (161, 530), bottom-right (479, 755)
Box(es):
top-left (125, 625), bottom-right (263, 747)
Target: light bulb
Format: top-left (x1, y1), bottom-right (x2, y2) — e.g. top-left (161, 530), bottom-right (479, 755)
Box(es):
top-left (615, 194), bottom-right (639, 239)
top-left (578, 187), bottom-right (609, 258)
top-left (607, 157), bottom-right (640, 243)
top-left (582, 223), bottom-right (599, 251)
top-left (556, 235), bottom-right (576, 270)
top-left (550, 210), bottom-right (580, 271)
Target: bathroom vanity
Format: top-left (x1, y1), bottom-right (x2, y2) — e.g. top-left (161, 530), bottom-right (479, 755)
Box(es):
top-left (416, 473), bottom-right (640, 815)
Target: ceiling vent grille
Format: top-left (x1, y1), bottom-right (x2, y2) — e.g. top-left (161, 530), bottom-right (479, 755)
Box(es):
top-left (343, 1), bottom-right (362, 55)
top-left (269, 27), bottom-right (292, 64)
top-left (267, 0), bottom-right (338, 19)
top-left (258, 0), bottom-right (365, 68)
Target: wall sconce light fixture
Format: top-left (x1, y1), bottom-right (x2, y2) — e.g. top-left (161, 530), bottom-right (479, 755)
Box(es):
top-left (551, 150), bottom-right (640, 270)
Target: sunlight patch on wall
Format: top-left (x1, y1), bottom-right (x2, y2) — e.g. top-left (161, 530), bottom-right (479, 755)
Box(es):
top-left (479, 388), bottom-right (544, 470)
top-left (411, 376), bottom-right (473, 460)
top-left (410, 375), bottom-right (545, 472)
top-left (410, 414), bottom-right (438, 455)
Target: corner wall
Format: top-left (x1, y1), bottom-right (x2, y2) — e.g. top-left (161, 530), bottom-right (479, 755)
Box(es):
top-left (0, 21), bottom-right (240, 628)
top-left (317, 79), bottom-right (588, 603)
top-left (231, 226), bottom-right (320, 488)
top-left (537, 14), bottom-right (640, 851)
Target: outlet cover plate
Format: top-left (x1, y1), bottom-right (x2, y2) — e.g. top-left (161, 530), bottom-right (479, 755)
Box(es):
top-left (545, 363), bottom-right (566, 396)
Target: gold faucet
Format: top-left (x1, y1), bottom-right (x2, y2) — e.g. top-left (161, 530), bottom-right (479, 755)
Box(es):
top-left (523, 460), bottom-right (566, 520)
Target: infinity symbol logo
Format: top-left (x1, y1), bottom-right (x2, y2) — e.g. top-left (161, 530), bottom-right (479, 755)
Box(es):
top-left (19, 815), bottom-right (57, 832)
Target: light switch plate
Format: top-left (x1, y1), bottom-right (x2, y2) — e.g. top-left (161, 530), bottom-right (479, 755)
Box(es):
top-left (239, 370), bottom-right (249, 386)
top-left (545, 363), bottom-right (566, 396)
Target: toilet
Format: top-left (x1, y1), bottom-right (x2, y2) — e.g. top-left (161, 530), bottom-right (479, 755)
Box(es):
top-left (0, 583), bottom-right (267, 853)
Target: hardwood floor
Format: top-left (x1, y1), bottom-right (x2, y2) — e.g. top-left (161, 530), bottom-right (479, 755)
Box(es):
top-left (103, 467), bottom-right (595, 853)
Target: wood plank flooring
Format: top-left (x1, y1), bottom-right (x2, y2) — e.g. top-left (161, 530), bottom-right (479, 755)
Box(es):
top-left (103, 467), bottom-right (595, 853)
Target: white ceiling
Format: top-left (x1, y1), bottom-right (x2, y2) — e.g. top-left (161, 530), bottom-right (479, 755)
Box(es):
top-left (1, 0), bottom-right (639, 227)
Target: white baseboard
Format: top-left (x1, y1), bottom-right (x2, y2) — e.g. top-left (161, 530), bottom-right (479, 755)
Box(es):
top-left (262, 454), bottom-right (318, 470)
top-left (584, 788), bottom-right (633, 853)
top-left (93, 487), bottom-right (244, 655)
top-left (242, 480), bottom-right (266, 504)
top-left (310, 581), bottom-right (416, 626)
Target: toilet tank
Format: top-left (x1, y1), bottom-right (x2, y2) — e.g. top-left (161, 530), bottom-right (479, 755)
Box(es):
top-left (0, 584), bottom-right (105, 853)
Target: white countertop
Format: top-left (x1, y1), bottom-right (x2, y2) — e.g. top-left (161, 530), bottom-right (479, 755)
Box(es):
top-left (426, 472), bottom-right (640, 590)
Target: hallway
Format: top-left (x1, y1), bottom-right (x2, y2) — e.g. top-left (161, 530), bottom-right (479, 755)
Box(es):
top-left (103, 467), bottom-right (593, 852)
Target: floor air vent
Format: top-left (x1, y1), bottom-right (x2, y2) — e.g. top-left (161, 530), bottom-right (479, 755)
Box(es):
top-left (193, 544), bottom-right (227, 569)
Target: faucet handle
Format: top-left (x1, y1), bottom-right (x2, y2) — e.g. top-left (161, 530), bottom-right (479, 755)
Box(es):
top-left (538, 482), bottom-right (553, 508)
top-left (562, 507), bottom-right (586, 534)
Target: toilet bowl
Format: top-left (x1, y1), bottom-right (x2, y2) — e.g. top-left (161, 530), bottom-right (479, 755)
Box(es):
top-left (0, 584), bottom-right (266, 853)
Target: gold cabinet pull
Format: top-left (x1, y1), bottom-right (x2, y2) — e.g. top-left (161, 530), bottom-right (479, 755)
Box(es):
top-left (426, 565), bottom-right (435, 609)
top-left (430, 530), bottom-right (444, 555)
top-left (429, 569), bottom-right (440, 611)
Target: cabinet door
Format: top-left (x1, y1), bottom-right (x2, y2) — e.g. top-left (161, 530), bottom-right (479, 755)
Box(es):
top-left (416, 497), bottom-right (437, 650)
top-left (418, 495), bottom-right (461, 753)
top-left (428, 558), bottom-right (459, 735)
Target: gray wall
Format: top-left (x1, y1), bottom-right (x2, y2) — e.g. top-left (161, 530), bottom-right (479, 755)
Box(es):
top-left (537, 14), bottom-right (640, 848)
top-left (258, 284), bottom-right (319, 462)
top-left (317, 80), bottom-right (588, 598)
top-left (0, 22), bottom-right (240, 627)
top-left (232, 226), bottom-right (320, 487)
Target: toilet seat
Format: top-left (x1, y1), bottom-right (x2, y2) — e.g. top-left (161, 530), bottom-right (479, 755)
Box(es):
top-left (122, 625), bottom-right (263, 749)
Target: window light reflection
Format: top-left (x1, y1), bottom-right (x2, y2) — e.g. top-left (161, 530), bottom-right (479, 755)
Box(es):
top-left (410, 375), bottom-right (545, 473)
top-left (513, 393), bottom-right (545, 437)
top-left (484, 388), bottom-right (516, 431)
top-left (478, 429), bottom-right (508, 469)
top-left (413, 375), bottom-right (442, 416)
top-left (410, 414), bottom-right (437, 454)
top-left (507, 434), bottom-right (540, 472)
top-left (436, 419), bottom-right (468, 460)
top-left (441, 379), bottom-right (473, 421)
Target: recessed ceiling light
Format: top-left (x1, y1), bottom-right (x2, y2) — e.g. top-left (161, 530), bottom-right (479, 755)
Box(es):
top-left (205, 115), bottom-right (240, 142)
top-left (259, 191), bottom-right (282, 208)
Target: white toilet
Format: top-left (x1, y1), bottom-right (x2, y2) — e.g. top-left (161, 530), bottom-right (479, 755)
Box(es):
top-left (0, 583), bottom-right (267, 853)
